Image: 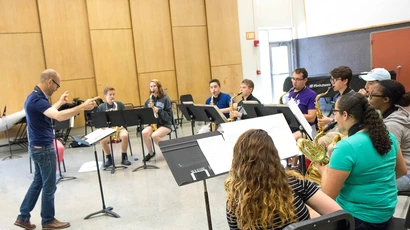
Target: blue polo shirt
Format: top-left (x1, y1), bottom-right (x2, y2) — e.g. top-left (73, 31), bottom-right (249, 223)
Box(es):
top-left (205, 92), bottom-right (231, 118)
top-left (288, 87), bottom-right (317, 125)
top-left (25, 86), bottom-right (53, 146)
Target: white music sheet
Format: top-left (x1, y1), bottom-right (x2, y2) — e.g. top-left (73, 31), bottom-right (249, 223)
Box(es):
top-left (197, 135), bottom-right (231, 175)
top-left (287, 99), bottom-right (313, 139)
top-left (80, 128), bottom-right (116, 145)
top-left (221, 114), bottom-right (301, 160)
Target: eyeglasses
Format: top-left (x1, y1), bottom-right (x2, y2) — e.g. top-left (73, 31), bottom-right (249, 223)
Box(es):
top-left (330, 77), bottom-right (341, 83)
top-left (331, 109), bottom-right (341, 115)
top-left (291, 78), bottom-right (304, 82)
top-left (369, 91), bottom-right (384, 100)
top-left (52, 79), bottom-right (60, 89)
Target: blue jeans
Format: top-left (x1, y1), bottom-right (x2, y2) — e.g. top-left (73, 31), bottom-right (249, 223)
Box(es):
top-left (17, 145), bottom-right (56, 225)
top-left (396, 174), bottom-right (410, 191)
top-left (354, 217), bottom-right (390, 230)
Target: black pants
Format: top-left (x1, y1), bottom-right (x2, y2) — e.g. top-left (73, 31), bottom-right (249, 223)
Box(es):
top-left (354, 217), bottom-right (390, 230)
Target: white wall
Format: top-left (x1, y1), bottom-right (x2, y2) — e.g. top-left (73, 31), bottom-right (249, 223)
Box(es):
top-left (304, 0), bottom-right (410, 37)
top-left (237, 0), bottom-right (294, 103)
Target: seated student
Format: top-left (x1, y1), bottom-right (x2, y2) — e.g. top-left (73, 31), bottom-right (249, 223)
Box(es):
top-left (358, 68), bottom-right (391, 97)
top-left (97, 87), bottom-right (131, 167)
top-left (226, 129), bottom-right (341, 230)
top-left (229, 79), bottom-right (261, 120)
top-left (198, 79), bottom-right (230, 134)
top-left (318, 93), bottom-right (407, 229)
top-left (141, 79), bottom-right (173, 162)
top-left (369, 80), bottom-right (410, 191)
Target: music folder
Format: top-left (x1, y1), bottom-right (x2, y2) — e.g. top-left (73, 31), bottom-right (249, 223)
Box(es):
top-left (74, 128), bottom-right (116, 146)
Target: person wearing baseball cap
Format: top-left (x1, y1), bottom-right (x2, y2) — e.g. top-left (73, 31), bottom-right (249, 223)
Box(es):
top-left (358, 68), bottom-right (391, 96)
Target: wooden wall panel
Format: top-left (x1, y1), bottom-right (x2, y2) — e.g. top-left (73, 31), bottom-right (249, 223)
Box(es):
top-left (0, 0), bottom-right (40, 33)
top-left (38, 0), bottom-right (95, 81)
top-left (0, 34), bottom-right (45, 114)
top-left (169, 0), bottom-right (206, 27)
top-left (130, 0), bottom-right (175, 73)
top-left (205, 0), bottom-right (242, 66)
top-left (51, 79), bottom-right (97, 127)
top-left (86, 0), bottom-right (131, 29)
top-left (138, 71), bottom-right (178, 104)
top-left (90, 30), bottom-right (140, 106)
top-left (173, 27), bottom-right (210, 103)
top-left (211, 65), bottom-right (243, 95)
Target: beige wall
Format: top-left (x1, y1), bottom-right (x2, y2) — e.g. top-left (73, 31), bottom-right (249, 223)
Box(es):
top-left (0, 0), bottom-right (242, 132)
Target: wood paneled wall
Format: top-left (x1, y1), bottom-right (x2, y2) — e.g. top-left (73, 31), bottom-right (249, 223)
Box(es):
top-left (0, 0), bottom-right (242, 131)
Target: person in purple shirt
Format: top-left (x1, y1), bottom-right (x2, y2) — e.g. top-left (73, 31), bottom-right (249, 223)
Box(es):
top-left (287, 68), bottom-right (317, 168)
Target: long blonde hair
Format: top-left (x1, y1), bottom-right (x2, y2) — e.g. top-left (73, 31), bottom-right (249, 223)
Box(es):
top-left (226, 129), bottom-right (297, 229)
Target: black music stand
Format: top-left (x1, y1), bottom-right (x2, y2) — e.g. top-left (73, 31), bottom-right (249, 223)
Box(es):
top-left (194, 105), bottom-right (228, 132)
top-left (2, 106), bottom-right (21, 160)
top-left (74, 128), bottom-right (120, 219)
top-left (159, 132), bottom-right (225, 230)
top-left (53, 119), bottom-right (77, 184)
top-left (91, 112), bottom-right (127, 174)
top-left (122, 108), bottom-right (159, 172)
top-left (177, 104), bottom-right (207, 135)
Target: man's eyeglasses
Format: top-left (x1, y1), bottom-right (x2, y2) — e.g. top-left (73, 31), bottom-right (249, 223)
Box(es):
top-left (52, 79), bottom-right (60, 89)
top-left (330, 77), bottom-right (341, 83)
top-left (369, 91), bottom-right (384, 100)
top-left (331, 109), bottom-right (341, 115)
top-left (291, 78), bottom-right (304, 82)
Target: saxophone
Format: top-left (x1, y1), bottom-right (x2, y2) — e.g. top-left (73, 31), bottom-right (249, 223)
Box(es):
top-left (149, 94), bottom-right (158, 131)
top-left (227, 92), bottom-right (242, 122)
top-left (209, 95), bottom-right (216, 131)
top-left (316, 87), bottom-right (332, 133)
top-left (279, 87), bottom-right (294, 104)
top-left (110, 101), bottom-right (121, 142)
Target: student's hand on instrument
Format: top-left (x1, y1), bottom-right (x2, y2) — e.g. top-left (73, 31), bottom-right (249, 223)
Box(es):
top-left (318, 116), bottom-right (332, 126)
top-left (153, 106), bottom-right (159, 113)
top-left (59, 91), bottom-right (69, 105)
top-left (314, 162), bottom-right (327, 176)
top-left (82, 96), bottom-right (100, 110)
top-left (358, 88), bottom-right (368, 97)
top-left (230, 110), bottom-right (241, 118)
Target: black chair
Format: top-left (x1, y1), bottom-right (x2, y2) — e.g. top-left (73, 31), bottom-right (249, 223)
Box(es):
top-left (283, 210), bottom-right (354, 230)
top-left (168, 113), bottom-right (178, 139)
top-left (387, 191), bottom-right (410, 230)
top-left (84, 107), bottom-right (98, 135)
top-left (179, 94), bottom-right (195, 128)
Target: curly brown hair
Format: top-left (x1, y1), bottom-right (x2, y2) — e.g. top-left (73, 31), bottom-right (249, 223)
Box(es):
top-left (226, 129), bottom-right (297, 229)
top-left (337, 93), bottom-right (391, 155)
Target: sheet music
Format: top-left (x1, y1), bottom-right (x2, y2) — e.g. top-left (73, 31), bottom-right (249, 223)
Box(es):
top-left (197, 135), bottom-right (232, 175)
top-left (287, 99), bottom-right (313, 139)
top-left (221, 114), bottom-right (300, 160)
top-left (80, 128), bottom-right (116, 145)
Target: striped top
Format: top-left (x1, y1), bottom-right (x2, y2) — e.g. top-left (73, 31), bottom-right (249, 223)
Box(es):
top-left (226, 177), bottom-right (319, 230)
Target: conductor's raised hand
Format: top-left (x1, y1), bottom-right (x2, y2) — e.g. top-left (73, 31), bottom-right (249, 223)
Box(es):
top-left (59, 90), bottom-right (69, 105)
top-left (81, 96), bottom-right (100, 110)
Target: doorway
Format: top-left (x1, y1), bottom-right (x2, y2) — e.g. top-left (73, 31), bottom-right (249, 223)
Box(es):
top-left (269, 41), bottom-right (293, 103)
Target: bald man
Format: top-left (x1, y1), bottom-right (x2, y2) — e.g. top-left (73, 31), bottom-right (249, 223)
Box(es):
top-left (14, 69), bottom-right (98, 230)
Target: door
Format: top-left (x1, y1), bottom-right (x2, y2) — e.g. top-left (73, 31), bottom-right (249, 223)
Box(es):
top-left (269, 42), bottom-right (293, 103)
top-left (371, 27), bottom-right (410, 88)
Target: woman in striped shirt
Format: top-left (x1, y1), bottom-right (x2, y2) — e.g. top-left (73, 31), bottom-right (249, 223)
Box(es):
top-left (225, 129), bottom-right (340, 229)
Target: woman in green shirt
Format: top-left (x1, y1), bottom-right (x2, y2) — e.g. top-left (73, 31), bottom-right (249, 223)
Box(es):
top-left (318, 93), bottom-right (407, 229)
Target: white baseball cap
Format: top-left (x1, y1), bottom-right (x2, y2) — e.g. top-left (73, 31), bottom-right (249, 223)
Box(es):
top-left (359, 68), bottom-right (391, 81)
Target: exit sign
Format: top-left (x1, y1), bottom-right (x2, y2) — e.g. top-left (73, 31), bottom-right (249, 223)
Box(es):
top-left (246, 32), bottom-right (255, 40)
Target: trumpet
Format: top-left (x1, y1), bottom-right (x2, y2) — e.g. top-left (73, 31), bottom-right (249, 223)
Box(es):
top-left (227, 92), bottom-right (242, 122)
top-left (149, 93), bottom-right (158, 131)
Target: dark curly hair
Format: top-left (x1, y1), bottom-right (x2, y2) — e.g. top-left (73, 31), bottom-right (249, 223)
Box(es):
top-left (378, 80), bottom-right (410, 107)
top-left (337, 93), bottom-right (391, 155)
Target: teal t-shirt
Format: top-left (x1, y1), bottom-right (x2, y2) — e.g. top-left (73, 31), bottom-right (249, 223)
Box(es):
top-left (329, 132), bottom-right (399, 223)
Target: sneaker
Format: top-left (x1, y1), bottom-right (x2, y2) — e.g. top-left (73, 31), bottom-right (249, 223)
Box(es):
top-left (143, 152), bottom-right (156, 162)
top-left (42, 219), bottom-right (70, 229)
top-left (14, 219), bottom-right (36, 230)
top-left (103, 158), bottom-right (113, 168)
top-left (121, 156), bottom-right (131, 166)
